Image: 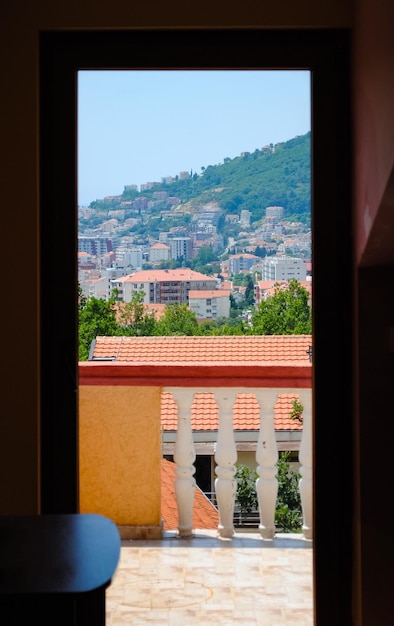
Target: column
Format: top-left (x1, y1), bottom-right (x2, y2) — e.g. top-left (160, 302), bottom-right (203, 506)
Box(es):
top-left (214, 389), bottom-right (238, 538)
top-left (171, 388), bottom-right (196, 537)
top-left (255, 390), bottom-right (279, 539)
top-left (298, 390), bottom-right (313, 540)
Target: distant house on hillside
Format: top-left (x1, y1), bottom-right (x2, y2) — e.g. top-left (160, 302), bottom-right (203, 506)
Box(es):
top-left (229, 253), bottom-right (261, 275)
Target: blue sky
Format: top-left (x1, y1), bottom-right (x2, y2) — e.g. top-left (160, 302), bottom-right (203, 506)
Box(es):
top-left (77, 70), bottom-right (310, 207)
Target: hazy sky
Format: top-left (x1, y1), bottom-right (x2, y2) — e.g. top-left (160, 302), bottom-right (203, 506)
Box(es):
top-left (77, 70), bottom-right (311, 207)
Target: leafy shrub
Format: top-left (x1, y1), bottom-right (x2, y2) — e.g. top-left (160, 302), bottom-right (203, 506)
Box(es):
top-left (235, 464), bottom-right (258, 513)
top-left (235, 451), bottom-right (303, 532)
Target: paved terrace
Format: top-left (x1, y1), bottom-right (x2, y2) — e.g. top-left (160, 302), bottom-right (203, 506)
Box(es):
top-left (106, 530), bottom-right (313, 626)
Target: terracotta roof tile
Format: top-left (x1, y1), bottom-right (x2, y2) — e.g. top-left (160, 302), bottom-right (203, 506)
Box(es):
top-left (274, 393), bottom-right (303, 430)
top-left (116, 268), bottom-right (217, 283)
top-left (161, 391), bottom-right (303, 432)
top-left (161, 458), bottom-right (219, 531)
top-left (91, 334), bottom-right (312, 365)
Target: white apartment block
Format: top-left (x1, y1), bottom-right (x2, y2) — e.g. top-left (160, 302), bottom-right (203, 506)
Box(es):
top-left (112, 268), bottom-right (217, 305)
top-left (149, 242), bottom-right (170, 263)
top-left (115, 246), bottom-right (142, 270)
top-left (169, 236), bottom-right (193, 261)
top-left (260, 255), bottom-right (307, 281)
top-left (88, 276), bottom-right (112, 300)
top-left (229, 253), bottom-right (261, 275)
top-left (240, 209), bottom-right (251, 226)
top-left (188, 290), bottom-right (231, 320)
top-left (265, 205), bottom-right (284, 220)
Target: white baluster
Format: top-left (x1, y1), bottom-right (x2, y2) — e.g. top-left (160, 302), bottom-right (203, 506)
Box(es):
top-left (255, 390), bottom-right (279, 539)
top-left (298, 390), bottom-right (313, 540)
top-left (171, 388), bottom-right (196, 537)
top-left (214, 389), bottom-right (238, 538)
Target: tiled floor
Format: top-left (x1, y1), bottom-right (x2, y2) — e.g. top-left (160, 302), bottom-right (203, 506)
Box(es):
top-left (106, 530), bottom-right (313, 625)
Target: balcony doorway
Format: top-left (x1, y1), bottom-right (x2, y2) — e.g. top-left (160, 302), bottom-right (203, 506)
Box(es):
top-left (40, 28), bottom-right (352, 626)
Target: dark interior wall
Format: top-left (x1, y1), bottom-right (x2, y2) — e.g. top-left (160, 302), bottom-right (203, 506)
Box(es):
top-left (357, 268), bottom-right (394, 625)
top-left (3, 1), bottom-right (394, 625)
top-left (351, 3), bottom-right (394, 625)
top-left (0, 0), bottom-right (353, 516)
top-left (353, 0), bottom-right (394, 267)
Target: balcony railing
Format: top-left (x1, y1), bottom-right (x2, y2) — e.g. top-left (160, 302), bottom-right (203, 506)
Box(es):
top-left (166, 386), bottom-right (312, 540)
top-left (79, 360), bottom-right (312, 541)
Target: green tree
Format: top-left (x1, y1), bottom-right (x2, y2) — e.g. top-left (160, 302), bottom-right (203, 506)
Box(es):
top-left (250, 278), bottom-right (312, 335)
top-left (275, 451), bottom-right (302, 532)
top-left (78, 282), bottom-right (87, 311)
top-left (78, 293), bottom-right (119, 361)
top-left (116, 291), bottom-right (158, 336)
top-left (235, 456), bottom-right (302, 532)
top-left (155, 303), bottom-right (201, 336)
top-left (235, 464), bottom-right (258, 514)
top-left (244, 274), bottom-right (255, 306)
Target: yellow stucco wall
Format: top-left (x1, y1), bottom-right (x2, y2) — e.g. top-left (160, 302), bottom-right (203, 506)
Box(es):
top-left (79, 385), bottom-right (161, 526)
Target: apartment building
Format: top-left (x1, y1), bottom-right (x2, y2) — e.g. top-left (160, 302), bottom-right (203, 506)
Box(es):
top-left (260, 255), bottom-right (307, 281)
top-left (78, 236), bottom-right (113, 256)
top-left (149, 242), bottom-right (170, 263)
top-left (115, 246), bottom-right (143, 270)
top-left (229, 253), bottom-right (261, 275)
top-left (254, 279), bottom-right (312, 307)
top-left (188, 289), bottom-right (231, 319)
top-left (265, 205), bottom-right (284, 220)
top-left (168, 236), bottom-right (193, 261)
top-left (112, 268), bottom-right (218, 304)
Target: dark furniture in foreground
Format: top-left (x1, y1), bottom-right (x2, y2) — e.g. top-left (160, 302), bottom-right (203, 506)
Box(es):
top-left (0, 513), bottom-right (121, 625)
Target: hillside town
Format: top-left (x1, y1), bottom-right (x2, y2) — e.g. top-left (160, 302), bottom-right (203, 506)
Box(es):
top-left (78, 195), bottom-right (312, 320)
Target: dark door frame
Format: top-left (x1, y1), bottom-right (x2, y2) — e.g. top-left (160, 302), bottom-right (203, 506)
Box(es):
top-left (39, 29), bottom-right (353, 626)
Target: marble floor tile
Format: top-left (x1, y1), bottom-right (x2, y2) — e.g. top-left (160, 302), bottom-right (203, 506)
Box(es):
top-left (106, 531), bottom-right (313, 626)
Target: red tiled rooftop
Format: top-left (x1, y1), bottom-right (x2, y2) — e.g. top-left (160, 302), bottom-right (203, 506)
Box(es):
top-left (161, 391), bottom-right (303, 432)
top-left (116, 268), bottom-right (216, 283)
top-left (91, 334), bottom-right (312, 365)
top-left (160, 458), bottom-right (219, 530)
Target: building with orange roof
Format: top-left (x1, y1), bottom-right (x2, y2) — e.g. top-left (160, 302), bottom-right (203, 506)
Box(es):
top-left (160, 458), bottom-right (218, 531)
top-left (114, 301), bottom-right (166, 325)
top-left (90, 334), bottom-right (310, 494)
top-left (111, 268), bottom-right (218, 305)
top-left (254, 279), bottom-right (312, 308)
top-left (149, 242), bottom-right (170, 263)
top-left (188, 289), bottom-right (231, 320)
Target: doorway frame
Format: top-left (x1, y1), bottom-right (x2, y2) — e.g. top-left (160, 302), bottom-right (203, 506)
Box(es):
top-left (39, 28), bottom-right (353, 626)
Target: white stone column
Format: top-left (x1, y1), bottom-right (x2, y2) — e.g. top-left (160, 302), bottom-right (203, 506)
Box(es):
top-left (214, 389), bottom-right (238, 538)
top-left (171, 388), bottom-right (196, 537)
top-left (298, 390), bottom-right (313, 540)
top-left (254, 390), bottom-right (279, 539)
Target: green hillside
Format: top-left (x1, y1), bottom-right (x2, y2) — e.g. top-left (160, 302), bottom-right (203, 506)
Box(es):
top-left (90, 131), bottom-right (311, 226)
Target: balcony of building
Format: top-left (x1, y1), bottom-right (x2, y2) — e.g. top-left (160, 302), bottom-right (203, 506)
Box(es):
top-left (79, 335), bottom-right (312, 537)
top-left (79, 335), bottom-right (313, 623)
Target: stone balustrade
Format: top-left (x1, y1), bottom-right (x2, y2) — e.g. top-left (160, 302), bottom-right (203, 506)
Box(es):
top-left (167, 387), bottom-right (312, 540)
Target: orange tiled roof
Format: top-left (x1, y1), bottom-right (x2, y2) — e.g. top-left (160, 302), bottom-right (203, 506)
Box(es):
top-left (116, 268), bottom-right (216, 283)
top-left (188, 290), bottom-right (230, 298)
top-left (161, 458), bottom-right (219, 530)
top-left (161, 391), bottom-right (303, 432)
top-left (114, 302), bottom-right (166, 322)
top-left (91, 334), bottom-right (312, 365)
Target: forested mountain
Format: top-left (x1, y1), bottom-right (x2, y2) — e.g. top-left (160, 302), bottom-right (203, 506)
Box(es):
top-left (90, 132), bottom-right (310, 226)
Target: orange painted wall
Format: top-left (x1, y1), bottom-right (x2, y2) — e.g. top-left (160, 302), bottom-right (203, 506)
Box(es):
top-left (79, 385), bottom-right (162, 526)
